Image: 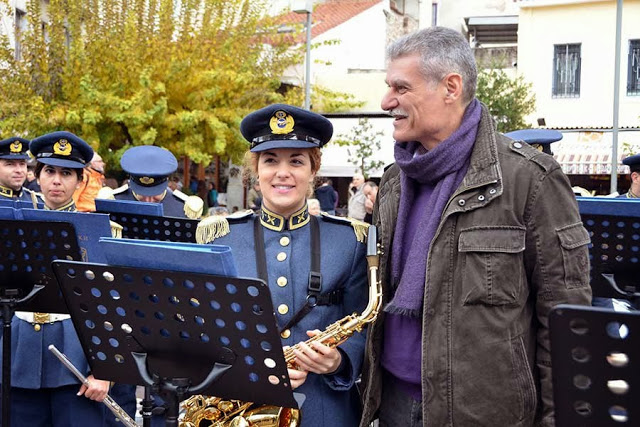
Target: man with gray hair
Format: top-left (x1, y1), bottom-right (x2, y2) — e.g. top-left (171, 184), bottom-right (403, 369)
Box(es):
top-left (360, 26), bottom-right (591, 427)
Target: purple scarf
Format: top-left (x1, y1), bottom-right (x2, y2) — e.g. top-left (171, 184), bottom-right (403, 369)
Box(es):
top-left (387, 99), bottom-right (481, 316)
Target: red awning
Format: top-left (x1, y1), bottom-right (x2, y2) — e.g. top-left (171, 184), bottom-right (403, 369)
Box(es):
top-left (553, 131), bottom-right (640, 175)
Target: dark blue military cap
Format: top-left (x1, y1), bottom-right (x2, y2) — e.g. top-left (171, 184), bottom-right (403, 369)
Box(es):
top-left (29, 131), bottom-right (93, 168)
top-left (240, 103), bottom-right (333, 152)
top-left (0, 137), bottom-right (30, 160)
top-left (504, 129), bottom-right (562, 155)
top-left (622, 154), bottom-right (640, 172)
top-left (120, 145), bottom-right (178, 196)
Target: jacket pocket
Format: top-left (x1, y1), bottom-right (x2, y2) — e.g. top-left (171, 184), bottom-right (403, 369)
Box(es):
top-left (557, 222), bottom-right (591, 289)
top-left (459, 226), bottom-right (526, 306)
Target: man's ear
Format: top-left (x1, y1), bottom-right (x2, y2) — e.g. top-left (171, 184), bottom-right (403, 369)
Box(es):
top-left (443, 73), bottom-right (463, 103)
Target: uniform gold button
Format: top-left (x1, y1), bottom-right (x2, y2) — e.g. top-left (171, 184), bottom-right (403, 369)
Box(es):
top-left (277, 252), bottom-right (287, 261)
top-left (278, 304), bottom-right (289, 315)
top-left (277, 276), bottom-right (288, 287)
top-left (34, 324), bottom-right (41, 332)
top-left (281, 329), bottom-right (291, 339)
top-left (280, 236), bottom-right (290, 246)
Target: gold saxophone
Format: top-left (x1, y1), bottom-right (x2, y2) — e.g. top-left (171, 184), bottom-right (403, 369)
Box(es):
top-left (180, 226), bottom-right (382, 427)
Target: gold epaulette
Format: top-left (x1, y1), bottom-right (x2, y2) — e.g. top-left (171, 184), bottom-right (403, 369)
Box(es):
top-left (172, 189), bottom-right (204, 219)
top-left (96, 186), bottom-right (116, 200)
top-left (109, 220), bottom-right (123, 238)
top-left (183, 195), bottom-right (204, 219)
top-left (320, 212), bottom-right (370, 243)
top-left (196, 210), bottom-right (253, 244)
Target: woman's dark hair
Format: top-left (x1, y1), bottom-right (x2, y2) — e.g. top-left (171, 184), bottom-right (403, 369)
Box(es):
top-left (35, 162), bottom-right (84, 181)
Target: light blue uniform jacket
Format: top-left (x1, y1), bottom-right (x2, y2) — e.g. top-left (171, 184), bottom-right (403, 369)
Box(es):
top-left (207, 206), bottom-right (368, 427)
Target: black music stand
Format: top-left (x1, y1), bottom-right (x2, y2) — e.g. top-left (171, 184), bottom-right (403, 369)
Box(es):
top-left (550, 304), bottom-right (639, 426)
top-left (577, 198), bottom-right (640, 304)
top-left (0, 219), bottom-right (81, 427)
top-left (52, 260), bottom-right (298, 427)
top-left (96, 209), bottom-right (199, 243)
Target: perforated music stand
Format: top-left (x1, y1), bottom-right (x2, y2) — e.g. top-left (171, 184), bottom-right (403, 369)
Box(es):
top-left (96, 209), bottom-right (199, 243)
top-left (577, 198), bottom-right (640, 304)
top-left (0, 219), bottom-right (81, 427)
top-left (549, 304), bottom-right (639, 426)
top-left (51, 260), bottom-right (298, 427)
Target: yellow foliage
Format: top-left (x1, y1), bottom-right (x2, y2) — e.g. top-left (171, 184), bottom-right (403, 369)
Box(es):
top-left (1, 0), bottom-right (362, 172)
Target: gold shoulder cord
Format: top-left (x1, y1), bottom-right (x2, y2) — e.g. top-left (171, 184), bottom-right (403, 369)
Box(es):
top-left (30, 190), bottom-right (39, 209)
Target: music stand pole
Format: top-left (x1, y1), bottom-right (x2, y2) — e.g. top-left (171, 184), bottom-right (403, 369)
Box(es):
top-left (1, 285), bottom-right (45, 427)
top-left (141, 385), bottom-right (154, 427)
top-left (0, 219), bottom-right (83, 427)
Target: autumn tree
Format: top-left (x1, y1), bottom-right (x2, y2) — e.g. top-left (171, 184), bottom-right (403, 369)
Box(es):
top-left (0, 0), bottom-right (360, 169)
top-left (333, 118), bottom-right (385, 178)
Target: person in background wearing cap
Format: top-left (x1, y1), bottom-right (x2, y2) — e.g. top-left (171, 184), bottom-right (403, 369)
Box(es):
top-left (0, 136), bottom-right (37, 204)
top-left (3, 131), bottom-right (112, 426)
top-left (109, 145), bottom-right (203, 219)
top-left (196, 104), bottom-right (368, 427)
top-left (620, 154), bottom-right (640, 198)
top-left (504, 128), bottom-right (562, 157)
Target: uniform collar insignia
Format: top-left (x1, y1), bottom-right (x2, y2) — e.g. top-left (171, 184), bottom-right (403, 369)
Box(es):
top-left (260, 204), bottom-right (310, 231)
top-left (0, 185), bottom-right (15, 198)
top-left (44, 200), bottom-right (76, 212)
top-left (260, 205), bottom-right (284, 231)
top-left (289, 204), bottom-right (309, 230)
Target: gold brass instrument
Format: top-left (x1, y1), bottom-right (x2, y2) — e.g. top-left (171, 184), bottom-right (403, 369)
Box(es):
top-left (180, 225), bottom-right (382, 427)
top-left (48, 344), bottom-right (139, 427)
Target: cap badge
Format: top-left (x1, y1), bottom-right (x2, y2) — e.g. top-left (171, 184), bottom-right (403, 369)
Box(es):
top-left (53, 139), bottom-right (72, 156)
top-left (531, 144), bottom-right (543, 152)
top-left (139, 176), bottom-right (155, 185)
top-left (10, 142), bottom-right (22, 153)
top-left (269, 110), bottom-right (294, 135)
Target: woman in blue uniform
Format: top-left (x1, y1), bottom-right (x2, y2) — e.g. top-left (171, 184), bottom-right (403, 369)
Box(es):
top-left (196, 104), bottom-right (369, 427)
top-left (7, 131), bottom-right (111, 426)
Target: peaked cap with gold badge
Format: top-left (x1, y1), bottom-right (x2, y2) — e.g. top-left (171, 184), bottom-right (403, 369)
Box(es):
top-left (29, 131), bottom-right (94, 168)
top-left (504, 129), bottom-right (562, 156)
top-left (0, 137), bottom-right (31, 160)
top-left (120, 145), bottom-right (178, 197)
top-left (241, 103), bottom-right (333, 152)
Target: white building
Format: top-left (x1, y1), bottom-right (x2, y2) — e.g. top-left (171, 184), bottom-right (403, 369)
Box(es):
top-left (516, 0), bottom-right (640, 180)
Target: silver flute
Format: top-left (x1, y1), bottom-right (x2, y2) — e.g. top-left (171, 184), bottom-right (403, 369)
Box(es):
top-left (48, 344), bottom-right (139, 427)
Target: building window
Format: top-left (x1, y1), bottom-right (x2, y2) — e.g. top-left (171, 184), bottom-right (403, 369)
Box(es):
top-left (552, 44), bottom-right (581, 98)
top-left (14, 9), bottom-right (27, 60)
top-left (628, 39), bottom-right (640, 96)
